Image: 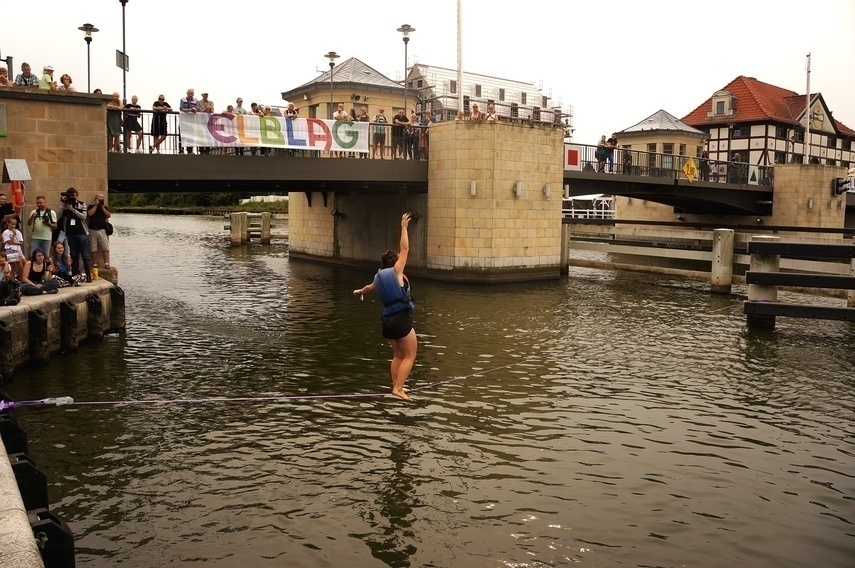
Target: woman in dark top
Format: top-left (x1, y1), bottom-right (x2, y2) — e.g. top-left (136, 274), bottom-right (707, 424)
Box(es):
top-left (20, 248), bottom-right (61, 295)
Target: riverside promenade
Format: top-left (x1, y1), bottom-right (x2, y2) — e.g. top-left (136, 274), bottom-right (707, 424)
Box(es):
top-left (1, 276), bottom-right (124, 567)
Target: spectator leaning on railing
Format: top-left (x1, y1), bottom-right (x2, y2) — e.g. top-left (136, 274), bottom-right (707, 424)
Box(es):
top-left (13, 62), bottom-right (39, 88)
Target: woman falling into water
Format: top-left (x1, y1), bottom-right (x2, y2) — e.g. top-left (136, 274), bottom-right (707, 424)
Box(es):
top-left (353, 213), bottom-right (417, 401)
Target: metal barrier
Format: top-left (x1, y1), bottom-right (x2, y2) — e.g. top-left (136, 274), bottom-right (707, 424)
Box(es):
top-left (566, 143), bottom-right (774, 186)
top-left (113, 109), bottom-right (431, 160)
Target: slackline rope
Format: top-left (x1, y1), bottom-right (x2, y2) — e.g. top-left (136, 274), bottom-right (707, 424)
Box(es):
top-left (0, 359), bottom-right (533, 411)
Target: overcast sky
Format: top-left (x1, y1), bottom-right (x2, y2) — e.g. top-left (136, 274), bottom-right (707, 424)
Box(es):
top-left (3, 0), bottom-right (854, 145)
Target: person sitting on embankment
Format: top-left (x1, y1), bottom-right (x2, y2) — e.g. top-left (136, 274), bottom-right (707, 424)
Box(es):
top-left (20, 248), bottom-right (61, 296)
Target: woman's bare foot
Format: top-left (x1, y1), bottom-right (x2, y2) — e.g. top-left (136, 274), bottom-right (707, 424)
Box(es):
top-left (391, 389), bottom-right (411, 402)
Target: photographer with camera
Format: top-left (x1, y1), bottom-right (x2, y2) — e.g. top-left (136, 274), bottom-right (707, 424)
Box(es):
top-left (87, 193), bottom-right (112, 270)
top-left (27, 195), bottom-right (57, 255)
top-left (57, 187), bottom-right (92, 282)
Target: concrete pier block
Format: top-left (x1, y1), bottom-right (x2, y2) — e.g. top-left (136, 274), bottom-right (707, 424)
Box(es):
top-left (710, 228), bottom-right (735, 294)
top-left (0, 281), bottom-right (120, 378)
top-left (0, 442), bottom-right (44, 568)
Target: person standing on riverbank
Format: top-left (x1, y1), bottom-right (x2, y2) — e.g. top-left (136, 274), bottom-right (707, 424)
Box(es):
top-left (353, 213), bottom-right (417, 401)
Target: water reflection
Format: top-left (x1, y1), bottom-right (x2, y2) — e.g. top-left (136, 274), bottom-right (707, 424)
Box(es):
top-left (4, 214), bottom-right (854, 567)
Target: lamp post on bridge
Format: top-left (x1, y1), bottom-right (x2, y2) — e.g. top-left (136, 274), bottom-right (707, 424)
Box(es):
top-left (77, 23), bottom-right (99, 93)
top-left (119, 0), bottom-right (128, 105)
top-left (396, 24), bottom-right (415, 114)
top-left (325, 51), bottom-right (339, 120)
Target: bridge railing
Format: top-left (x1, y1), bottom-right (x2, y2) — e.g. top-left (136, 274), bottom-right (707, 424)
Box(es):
top-left (111, 109), bottom-right (430, 159)
top-left (565, 143), bottom-right (775, 186)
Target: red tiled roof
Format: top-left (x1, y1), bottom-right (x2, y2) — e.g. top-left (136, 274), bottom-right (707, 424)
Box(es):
top-left (682, 76), bottom-right (807, 126)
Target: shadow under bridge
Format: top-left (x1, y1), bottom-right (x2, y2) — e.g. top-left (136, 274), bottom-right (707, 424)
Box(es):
top-left (564, 170), bottom-right (774, 215)
top-left (107, 154), bottom-right (429, 196)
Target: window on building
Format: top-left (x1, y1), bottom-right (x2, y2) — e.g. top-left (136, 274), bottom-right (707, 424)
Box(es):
top-left (542, 96), bottom-right (548, 107)
top-left (827, 159), bottom-right (837, 166)
top-left (716, 101), bottom-right (725, 115)
top-left (793, 129), bottom-right (804, 142)
top-left (696, 147), bottom-right (703, 157)
top-left (475, 84), bottom-right (482, 97)
top-left (408, 81), bottom-right (413, 88)
top-left (510, 103), bottom-right (519, 118)
top-left (663, 143), bottom-right (674, 154)
top-left (774, 151), bottom-right (786, 164)
top-left (417, 79), bottom-right (423, 88)
top-left (499, 88), bottom-right (505, 101)
top-left (775, 126), bottom-right (788, 139)
top-left (732, 127), bottom-right (748, 139)
top-left (679, 144), bottom-right (686, 157)
top-left (647, 143), bottom-right (657, 170)
top-left (449, 80), bottom-right (457, 94)
top-left (521, 92), bottom-right (527, 105)
top-left (533, 107), bottom-right (541, 121)
top-left (791, 154), bottom-right (803, 164)
top-left (463, 95), bottom-right (470, 113)
top-left (843, 140), bottom-right (852, 151)
top-left (827, 136), bottom-right (837, 148)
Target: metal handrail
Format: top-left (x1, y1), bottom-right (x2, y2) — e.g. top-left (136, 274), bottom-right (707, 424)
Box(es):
top-left (112, 108), bottom-right (432, 160)
top-left (566, 143), bottom-right (774, 186)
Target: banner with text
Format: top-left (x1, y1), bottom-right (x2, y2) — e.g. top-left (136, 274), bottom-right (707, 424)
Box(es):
top-left (179, 113), bottom-right (370, 153)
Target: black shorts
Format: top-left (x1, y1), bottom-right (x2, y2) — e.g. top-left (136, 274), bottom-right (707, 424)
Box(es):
top-left (373, 132), bottom-right (386, 144)
top-left (381, 310), bottom-right (413, 340)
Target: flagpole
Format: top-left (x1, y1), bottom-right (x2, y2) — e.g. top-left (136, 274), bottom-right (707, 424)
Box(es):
top-left (805, 53), bottom-right (811, 163)
top-left (457, 0), bottom-right (463, 116)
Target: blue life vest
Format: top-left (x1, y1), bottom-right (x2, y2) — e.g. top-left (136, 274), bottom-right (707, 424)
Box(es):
top-left (373, 267), bottom-right (414, 318)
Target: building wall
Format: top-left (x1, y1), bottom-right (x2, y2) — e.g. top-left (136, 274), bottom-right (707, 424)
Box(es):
top-left (425, 120), bottom-right (564, 280)
top-left (0, 90), bottom-right (108, 215)
top-left (620, 132), bottom-right (705, 158)
top-left (292, 87), bottom-right (414, 120)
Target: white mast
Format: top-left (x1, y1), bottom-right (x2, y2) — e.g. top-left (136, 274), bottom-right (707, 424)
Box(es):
top-left (805, 53), bottom-right (811, 163)
top-left (457, 0), bottom-right (463, 114)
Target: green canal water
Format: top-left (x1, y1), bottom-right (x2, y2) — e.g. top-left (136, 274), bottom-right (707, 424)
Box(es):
top-left (5, 214), bottom-right (854, 567)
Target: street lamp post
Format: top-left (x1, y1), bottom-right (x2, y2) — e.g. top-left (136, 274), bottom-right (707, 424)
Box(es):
top-left (77, 23), bottom-right (99, 93)
top-left (324, 51), bottom-right (339, 119)
top-left (397, 25), bottom-right (415, 114)
top-left (119, 1), bottom-right (128, 105)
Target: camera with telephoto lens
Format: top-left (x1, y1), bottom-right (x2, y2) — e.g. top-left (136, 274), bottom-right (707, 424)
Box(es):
top-left (60, 192), bottom-right (77, 207)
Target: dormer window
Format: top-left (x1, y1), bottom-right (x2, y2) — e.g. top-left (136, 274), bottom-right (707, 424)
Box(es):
top-left (708, 90), bottom-right (736, 118)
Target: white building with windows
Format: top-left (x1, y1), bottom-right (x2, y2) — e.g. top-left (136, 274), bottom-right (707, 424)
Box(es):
top-left (682, 75), bottom-right (855, 168)
top-left (406, 63), bottom-right (572, 132)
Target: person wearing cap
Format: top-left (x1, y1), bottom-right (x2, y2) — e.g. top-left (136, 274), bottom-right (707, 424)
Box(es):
top-left (198, 92), bottom-right (214, 154)
top-left (234, 97), bottom-right (247, 115)
top-left (14, 62), bottom-right (38, 88)
top-left (39, 65), bottom-right (57, 91)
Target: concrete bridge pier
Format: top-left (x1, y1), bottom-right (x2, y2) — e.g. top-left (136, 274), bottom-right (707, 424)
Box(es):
top-left (288, 121), bottom-right (564, 282)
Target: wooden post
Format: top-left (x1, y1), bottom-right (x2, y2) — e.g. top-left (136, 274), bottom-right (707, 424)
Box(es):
top-left (710, 228), bottom-right (735, 294)
top-left (60, 301), bottom-right (79, 352)
top-left (849, 256), bottom-right (855, 308)
top-left (27, 310), bottom-right (49, 365)
top-left (86, 293), bottom-right (104, 340)
top-left (261, 212), bottom-right (271, 244)
top-left (747, 235), bottom-right (781, 329)
top-left (110, 286), bottom-right (126, 332)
